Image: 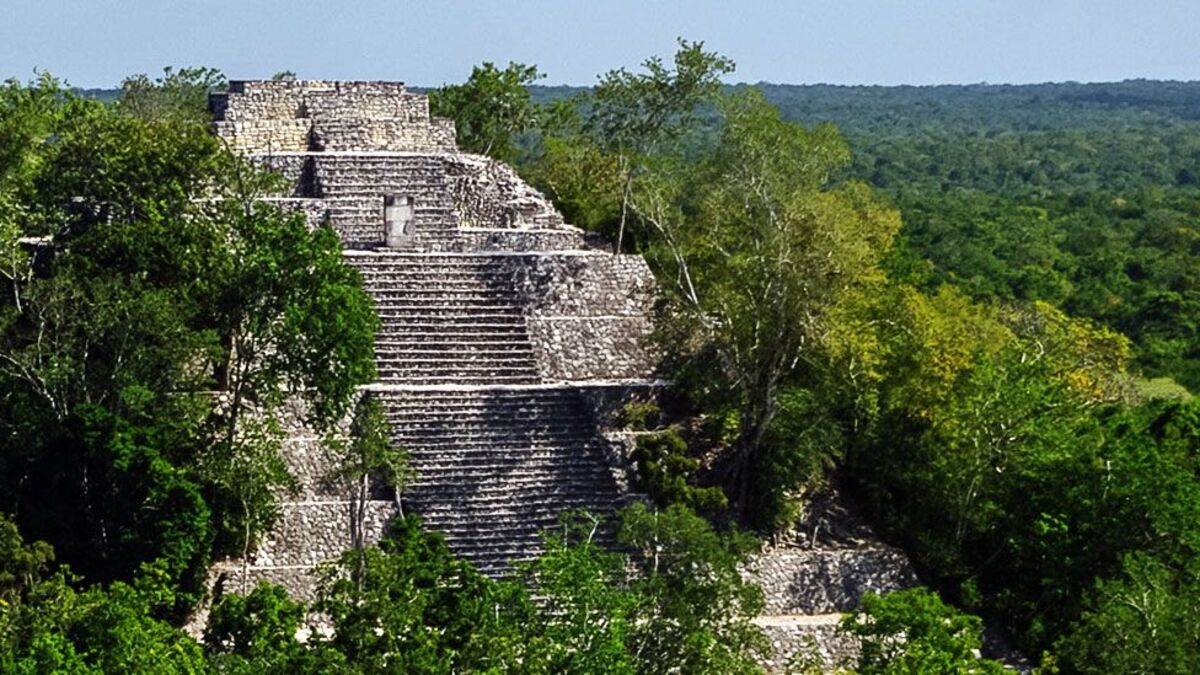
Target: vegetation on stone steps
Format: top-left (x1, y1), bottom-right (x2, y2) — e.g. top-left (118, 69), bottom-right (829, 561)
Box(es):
top-left (0, 506), bottom-right (768, 673)
top-left (619, 401), bottom-right (727, 514)
top-left (324, 395), bottom-right (414, 550)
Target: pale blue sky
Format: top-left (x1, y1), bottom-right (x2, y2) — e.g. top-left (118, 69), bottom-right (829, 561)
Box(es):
top-left (2, 1), bottom-right (1197, 88)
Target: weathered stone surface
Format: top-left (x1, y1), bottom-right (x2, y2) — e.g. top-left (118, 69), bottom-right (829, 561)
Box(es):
top-left (742, 489), bottom-right (922, 672)
top-left (212, 80), bottom-right (454, 154)
top-left (250, 500), bottom-right (396, 567)
top-left (755, 617), bottom-right (861, 673)
top-left (747, 544), bottom-right (919, 615)
top-left (444, 153), bottom-right (564, 229)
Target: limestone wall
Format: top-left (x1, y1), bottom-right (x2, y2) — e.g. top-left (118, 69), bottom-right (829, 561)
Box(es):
top-left (212, 81), bottom-right (456, 155)
top-left (445, 154), bottom-right (564, 229)
top-left (746, 545), bottom-right (919, 615)
top-left (311, 118), bottom-right (456, 153)
top-left (454, 228), bottom-right (587, 252)
top-left (500, 253), bottom-right (659, 381)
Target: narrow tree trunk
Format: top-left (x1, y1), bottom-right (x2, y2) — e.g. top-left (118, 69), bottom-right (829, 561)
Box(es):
top-left (240, 495), bottom-right (252, 595)
top-left (615, 159), bottom-right (632, 254)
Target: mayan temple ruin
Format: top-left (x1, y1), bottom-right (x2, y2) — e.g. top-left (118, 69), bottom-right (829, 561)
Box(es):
top-left (204, 80), bottom-right (917, 670)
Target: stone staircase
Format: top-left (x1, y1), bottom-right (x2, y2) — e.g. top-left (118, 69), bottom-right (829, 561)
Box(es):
top-left (376, 387), bottom-right (627, 575)
top-left (348, 252), bottom-right (541, 385)
top-left (345, 249), bottom-right (631, 574)
top-left (315, 155), bottom-right (460, 247)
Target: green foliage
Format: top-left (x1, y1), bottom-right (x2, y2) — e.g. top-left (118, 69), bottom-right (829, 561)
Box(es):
top-left (637, 87), bottom-right (898, 515)
top-left (887, 190), bottom-right (1200, 393)
top-left (205, 582), bottom-right (347, 673)
top-left (839, 589), bottom-right (1005, 674)
top-left (523, 38), bottom-right (733, 248)
top-left (585, 38), bottom-right (733, 158)
top-left (326, 395), bottom-right (413, 550)
top-left (302, 506), bottom-right (766, 673)
top-left (1052, 554), bottom-right (1200, 674)
top-left (849, 314), bottom-right (1200, 656)
top-left (118, 66), bottom-right (226, 123)
top-left (0, 74), bottom-right (375, 611)
top-left (519, 513), bottom-right (640, 674)
top-left (618, 400), bottom-right (663, 430)
top-left (631, 428), bottom-right (727, 513)
top-left (0, 554), bottom-right (206, 673)
top-left (522, 132), bottom-right (624, 234)
top-left (0, 513), bottom-right (54, 605)
top-left (429, 62), bottom-right (543, 162)
top-left (618, 502), bottom-right (766, 674)
top-left (315, 516), bottom-right (518, 672)
top-left (745, 387), bottom-right (844, 532)
top-left (345, 395), bottom-right (413, 498)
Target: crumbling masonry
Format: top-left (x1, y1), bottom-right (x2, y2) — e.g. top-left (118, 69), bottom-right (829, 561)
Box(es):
top-left (206, 81), bottom-right (916, 671)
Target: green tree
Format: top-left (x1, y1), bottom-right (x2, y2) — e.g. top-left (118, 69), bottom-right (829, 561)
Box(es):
top-left (314, 516), bottom-right (519, 673)
top-left (839, 589), bottom-right (1005, 674)
top-left (205, 582), bottom-right (348, 673)
top-left (639, 89), bottom-right (899, 514)
top-left (519, 512), bottom-right (640, 674)
top-left (0, 513), bottom-right (54, 605)
top-left (0, 75), bottom-right (376, 609)
top-left (584, 38), bottom-right (733, 250)
top-left (0, 536), bottom-right (206, 674)
top-left (325, 395), bottom-right (412, 552)
top-left (1053, 554), bottom-right (1200, 674)
top-left (118, 66), bottom-right (226, 123)
top-left (619, 503), bottom-right (767, 674)
top-left (429, 62), bottom-right (543, 162)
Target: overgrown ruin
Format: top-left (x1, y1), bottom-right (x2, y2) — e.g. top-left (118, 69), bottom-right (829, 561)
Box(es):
top-left (205, 80), bottom-right (916, 670)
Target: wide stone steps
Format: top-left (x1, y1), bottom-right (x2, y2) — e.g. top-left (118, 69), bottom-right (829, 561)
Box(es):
top-left (371, 301), bottom-right (524, 311)
top-left (375, 337), bottom-right (529, 350)
top-left (412, 470), bottom-right (619, 492)
top-left (378, 346), bottom-right (536, 358)
top-left (362, 280), bottom-right (515, 291)
top-left (386, 411), bottom-right (589, 424)
top-left (374, 362), bottom-right (539, 377)
top-left (403, 458), bottom-right (610, 476)
top-left (374, 346), bottom-right (533, 358)
top-left (345, 249), bottom-right (630, 571)
top-left (386, 408), bottom-right (587, 423)
top-left (350, 260), bottom-right (516, 271)
top-left (376, 360), bottom-right (540, 375)
top-left (398, 436), bottom-right (594, 451)
top-left (375, 329), bottom-right (529, 341)
top-left (375, 371), bottom-right (539, 386)
top-left (371, 387), bottom-right (626, 573)
top-left (370, 290), bottom-right (519, 302)
top-left (351, 261), bottom-right (516, 274)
